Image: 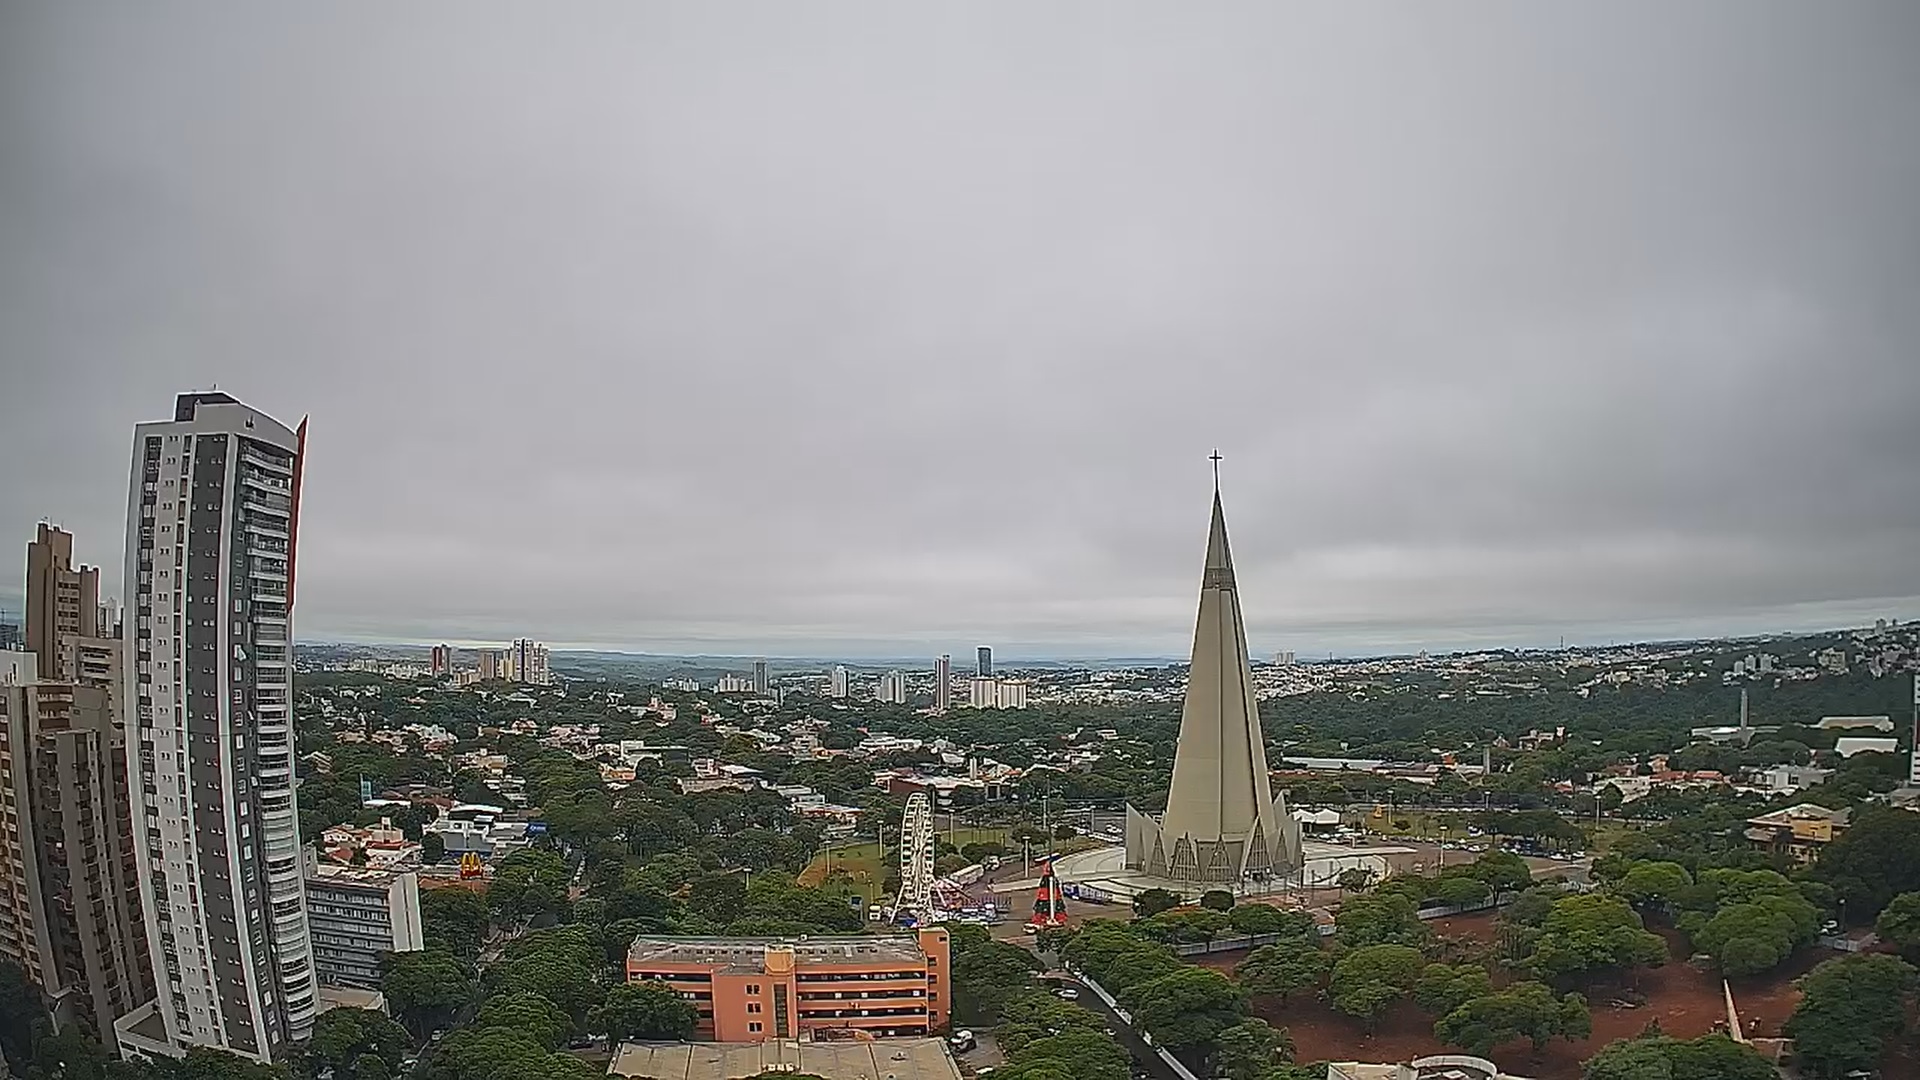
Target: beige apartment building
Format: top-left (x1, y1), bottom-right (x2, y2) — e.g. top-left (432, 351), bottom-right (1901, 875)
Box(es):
top-left (26, 524), bottom-right (102, 683)
top-left (0, 652), bottom-right (154, 1050)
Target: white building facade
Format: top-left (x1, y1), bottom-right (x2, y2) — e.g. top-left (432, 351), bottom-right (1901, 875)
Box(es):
top-left (116, 393), bottom-right (318, 1062)
top-left (303, 861), bottom-right (424, 990)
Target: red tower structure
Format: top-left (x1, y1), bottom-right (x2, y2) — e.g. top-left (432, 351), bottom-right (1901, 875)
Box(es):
top-left (1028, 858), bottom-right (1069, 927)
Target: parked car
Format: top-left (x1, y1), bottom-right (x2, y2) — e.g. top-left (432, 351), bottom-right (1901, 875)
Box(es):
top-left (1055, 987), bottom-right (1080, 1001)
top-left (949, 1030), bottom-right (976, 1053)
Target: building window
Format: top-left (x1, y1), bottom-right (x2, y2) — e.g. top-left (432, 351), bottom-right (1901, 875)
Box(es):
top-left (747, 1022), bottom-right (762, 1033)
top-left (746, 1003), bottom-right (761, 1014)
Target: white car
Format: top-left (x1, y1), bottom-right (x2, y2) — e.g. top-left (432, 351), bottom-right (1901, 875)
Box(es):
top-left (1055, 987), bottom-right (1080, 1001)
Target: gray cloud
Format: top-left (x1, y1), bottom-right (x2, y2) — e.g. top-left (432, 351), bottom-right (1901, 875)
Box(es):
top-left (3, 2), bottom-right (1917, 659)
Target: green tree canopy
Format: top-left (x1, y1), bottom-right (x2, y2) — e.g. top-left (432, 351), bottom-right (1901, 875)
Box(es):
top-left (474, 992), bottom-right (572, 1051)
top-left (948, 924), bottom-right (1041, 1024)
top-left (1412, 963), bottom-right (1492, 1016)
top-left (1328, 944), bottom-right (1425, 1029)
top-left (1581, 1032), bottom-right (1777, 1080)
top-left (1813, 806), bottom-right (1920, 919)
top-left (1210, 1019), bottom-right (1294, 1080)
top-left (1234, 938), bottom-right (1328, 1003)
top-left (1433, 981), bottom-right (1590, 1055)
top-left (1116, 967), bottom-right (1245, 1050)
top-left (306, 1008), bottom-right (409, 1079)
top-left (1782, 953), bottom-right (1917, 1079)
top-left (586, 982), bottom-right (699, 1044)
top-left (1615, 861), bottom-right (1692, 909)
top-left (1873, 889), bottom-right (1920, 954)
top-left (1334, 893), bottom-right (1428, 949)
top-left (1522, 894), bottom-right (1666, 984)
top-left (381, 949), bottom-right (475, 1035)
top-left (1226, 904), bottom-right (1314, 938)
top-left (1133, 888), bottom-right (1183, 918)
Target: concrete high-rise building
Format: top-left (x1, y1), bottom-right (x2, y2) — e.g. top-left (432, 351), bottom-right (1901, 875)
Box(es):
top-left (997, 679), bottom-right (1029, 710)
top-left (477, 649), bottom-right (503, 681)
top-left (0, 615), bottom-right (20, 652)
top-left (303, 860), bottom-right (423, 990)
top-left (967, 676), bottom-right (997, 710)
top-left (0, 653), bottom-right (154, 1051)
top-left (1910, 674), bottom-right (1920, 789)
top-left (508, 638), bottom-right (550, 686)
top-left (976, 647), bottom-right (992, 677)
top-left (752, 659), bottom-right (769, 697)
top-left (875, 671), bottom-right (908, 705)
top-left (27, 523), bottom-right (102, 683)
top-left (1125, 488), bottom-right (1303, 884)
top-left (965, 677), bottom-right (1029, 711)
top-left (934, 655), bottom-right (951, 714)
top-left (828, 666), bottom-right (849, 699)
top-left (1273, 650), bottom-right (1296, 666)
top-left (429, 644), bottom-right (452, 676)
top-left (115, 392), bottom-right (317, 1062)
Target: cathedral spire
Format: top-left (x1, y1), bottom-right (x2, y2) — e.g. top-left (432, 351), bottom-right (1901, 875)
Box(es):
top-left (1125, 481), bottom-right (1302, 884)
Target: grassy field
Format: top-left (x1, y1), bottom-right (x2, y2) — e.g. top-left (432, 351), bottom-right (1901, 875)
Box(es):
top-left (796, 826), bottom-right (1014, 892)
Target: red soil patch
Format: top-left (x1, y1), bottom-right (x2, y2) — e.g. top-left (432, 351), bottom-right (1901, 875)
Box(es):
top-left (1218, 919), bottom-right (1813, 1080)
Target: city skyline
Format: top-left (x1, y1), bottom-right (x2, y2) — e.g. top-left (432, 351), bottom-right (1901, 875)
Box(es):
top-left (4, 4), bottom-right (1918, 660)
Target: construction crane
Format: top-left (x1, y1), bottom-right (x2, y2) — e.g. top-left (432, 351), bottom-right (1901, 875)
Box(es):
top-left (891, 792), bottom-right (937, 923)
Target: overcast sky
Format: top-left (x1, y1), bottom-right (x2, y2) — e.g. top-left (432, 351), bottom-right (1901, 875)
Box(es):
top-left (3, 3), bottom-right (1917, 660)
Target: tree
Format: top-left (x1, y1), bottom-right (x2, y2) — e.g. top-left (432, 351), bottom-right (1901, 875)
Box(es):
top-left (422, 833), bottom-right (446, 864)
top-left (1226, 904), bottom-right (1313, 938)
top-left (1003, 1029), bottom-right (1129, 1080)
top-left (1335, 867), bottom-right (1376, 894)
top-left (1616, 861), bottom-right (1692, 910)
top-left (1328, 944), bottom-right (1424, 1029)
top-left (1412, 963), bottom-right (1491, 1016)
top-left (1210, 1019), bottom-right (1293, 1080)
top-left (1116, 967), bottom-right (1244, 1050)
top-left (1782, 953), bottom-right (1917, 1079)
top-left (420, 888), bottom-right (490, 957)
top-left (489, 927), bottom-right (604, 1022)
top-left (1103, 949), bottom-right (1184, 994)
top-left (688, 873), bottom-right (749, 927)
top-left (307, 1008), bottom-right (409, 1079)
top-left (1813, 805), bottom-right (1920, 919)
top-left (1434, 981), bottom-right (1590, 1055)
top-left (426, 1026), bottom-right (599, 1080)
top-left (474, 992), bottom-right (572, 1051)
top-left (381, 949), bottom-right (474, 1035)
top-left (1234, 939), bottom-right (1328, 1003)
top-left (168, 1047), bottom-right (291, 1080)
top-left (1334, 893), bottom-right (1428, 949)
top-left (1464, 850), bottom-right (1535, 894)
top-left (998, 993), bottom-right (1107, 1057)
top-left (0, 959), bottom-right (43, 1070)
top-left (1583, 1033), bottom-right (1777, 1080)
top-left (1431, 875), bottom-right (1491, 908)
top-left (1522, 894), bottom-right (1666, 984)
top-left (1133, 888), bottom-right (1182, 918)
top-left (948, 924), bottom-right (1040, 1024)
top-left (587, 982), bottom-right (698, 1044)
top-left (1690, 894), bottom-right (1817, 977)
top-left (1874, 890), bottom-right (1920, 954)
top-left (1200, 890), bottom-right (1236, 912)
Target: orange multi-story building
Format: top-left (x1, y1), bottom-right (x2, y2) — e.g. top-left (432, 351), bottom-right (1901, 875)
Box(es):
top-left (625, 929), bottom-right (950, 1042)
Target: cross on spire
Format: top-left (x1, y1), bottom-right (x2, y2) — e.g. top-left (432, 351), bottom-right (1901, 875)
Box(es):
top-left (1209, 449), bottom-right (1222, 492)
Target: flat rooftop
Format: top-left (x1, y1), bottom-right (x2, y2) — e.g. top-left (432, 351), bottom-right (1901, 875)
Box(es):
top-left (609, 1039), bottom-right (960, 1080)
top-left (628, 935), bottom-right (930, 970)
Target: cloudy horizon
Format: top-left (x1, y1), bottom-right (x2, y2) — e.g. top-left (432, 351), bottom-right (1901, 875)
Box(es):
top-left (4, 3), bottom-right (1917, 661)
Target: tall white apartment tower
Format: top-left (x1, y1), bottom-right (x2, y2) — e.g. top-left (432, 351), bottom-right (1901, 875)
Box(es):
top-left (934, 655), bottom-right (952, 714)
top-left (115, 393), bottom-right (317, 1063)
